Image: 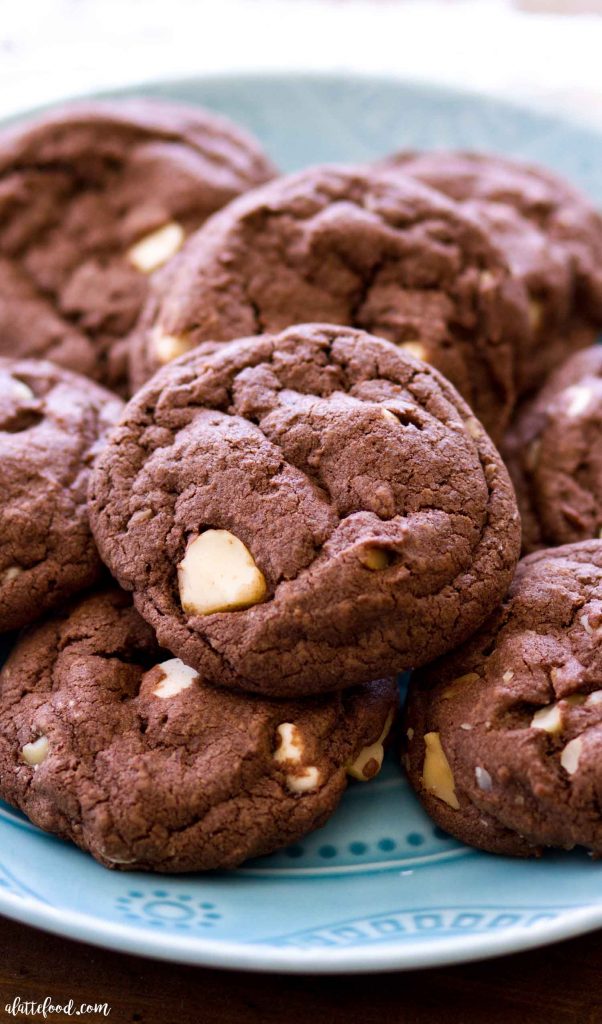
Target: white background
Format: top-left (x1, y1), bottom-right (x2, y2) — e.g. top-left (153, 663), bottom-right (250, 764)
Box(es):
top-left (0, 0), bottom-right (601, 125)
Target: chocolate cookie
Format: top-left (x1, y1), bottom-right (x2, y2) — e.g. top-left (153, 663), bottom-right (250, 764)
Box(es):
top-left (503, 346), bottom-right (602, 553)
top-left (90, 324), bottom-right (521, 697)
top-left (0, 589), bottom-right (398, 872)
top-left (404, 540), bottom-right (602, 858)
top-left (128, 165), bottom-right (529, 440)
top-left (0, 358), bottom-right (122, 631)
top-left (378, 151), bottom-right (602, 395)
top-left (0, 99), bottom-right (275, 393)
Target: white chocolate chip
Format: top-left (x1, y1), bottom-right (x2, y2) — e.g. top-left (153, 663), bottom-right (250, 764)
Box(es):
top-left (21, 736), bottom-right (49, 767)
top-left (273, 723), bottom-right (304, 765)
top-left (1, 566), bottom-right (22, 585)
top-left (560, 736), bottom-right (583, 775)
top-left (406, 727), bottom-right (414, 741)
top-left (580, 613), bottom-right (594, 636)
top-left (442, 673), bottom-right (479, 700)
top-left (503, 670), bottom-right (515, 683)
top-left (347, 711), bottom-right (394, 782)
top-left (178, 530), bottom-right (267, 616)
top-left (151, 328), bottom-right (194, 366)
top-left (151, 658), bottom-right (198, 699)
top-left (359, 547), bottom-right (391, 571)
top-left (564, 385), bottom-right (593, 419)
top-left (273, 724), bottom-right (320, 793)
top-left (422, 732), bottom-right (459, 810)
top-left (460, 723), bottom-right (473, 731)
top-left (531, 703), bottom-right (563, 734)
top-left (587, 691), bottom-right (602, 706)
top-left (475, 766), bottom-right (492, 791)
top-left (382, 408), bottom-right (399, 423)
top-left (286, 766), bottom-right (320, 794)
top-left (11, 379), bottom-right (34, 402)
top-left (127, 221), bottom-right (185, 273)
top-left (400, 341), bottom-right (428, 363)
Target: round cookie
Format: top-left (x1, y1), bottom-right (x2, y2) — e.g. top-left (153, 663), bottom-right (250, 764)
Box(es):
top-left (0, 589), bottom-right (398, 872)
top-left (378, 150), bottom-right (602, 395)
top-left (0, 358), bottom-right (122, 631)
top-left (0, 99), bottom-right (275, 393)
top-left (404, 540), bottom-right (602, 858)
top-left (128, 164), bottom-right (530, 440)
top-left (90, 324), bottom-right (521, 697)
top-left (503, 346), bottom-right (602, 553)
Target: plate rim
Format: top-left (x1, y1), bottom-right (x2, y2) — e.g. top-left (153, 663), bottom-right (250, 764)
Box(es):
top-left (4, 68), bottom-right (602, 162)
top-left (1, 885), bottom-right (602, 974)
top-left (1, 69), bottom-right (602, 972)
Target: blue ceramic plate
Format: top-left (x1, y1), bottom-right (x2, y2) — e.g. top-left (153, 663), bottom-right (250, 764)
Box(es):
top-left (1, 73), bottom-right (602, 973)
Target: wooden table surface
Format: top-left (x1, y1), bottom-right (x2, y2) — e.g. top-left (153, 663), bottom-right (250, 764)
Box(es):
top-left (1, 915), bottom-right (601, 1024)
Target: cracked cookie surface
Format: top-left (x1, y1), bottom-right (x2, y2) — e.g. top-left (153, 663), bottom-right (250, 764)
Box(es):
top-left (0, 357), bottom-right (122, 631)
top-left (503, 346), bottom-right (602, 553)
top-left (404, 540), bottom-right (602, 857)
top-left (127, 165), bottom-right (529, 440)
top-left (0, 99), bottom-right (275, 393)
top-left (0, 588), bottom-right (398, 872)
top-left (378, 151), bottom-right (602, 395)
top-left (90, 323), bottom-right (521, 697)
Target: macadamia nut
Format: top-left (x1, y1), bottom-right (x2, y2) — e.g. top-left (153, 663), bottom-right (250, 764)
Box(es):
top-left (22, 735), bottom-right (49, 767)
top-left (531, 703), bottom-right (564, 734)
top-left (347, 710), bottom-right (394, 781)
top-left (178, 530), bottom-right (267, 615)
top-left (422, 731), bottom-right (459, 809)
top-left (359, 547), bottom-right (391, 571)
top-left (442, 673), bottom-right (479, 700)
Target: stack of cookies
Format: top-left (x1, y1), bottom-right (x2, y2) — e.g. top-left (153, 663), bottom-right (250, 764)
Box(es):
top-left (0, 97), bottom-right (600, 872)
